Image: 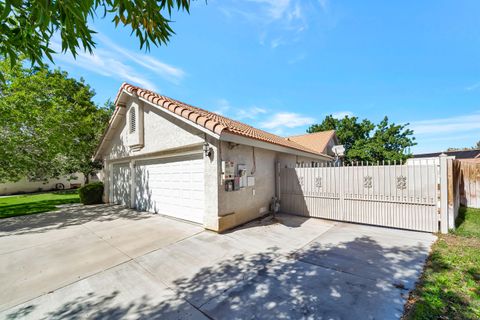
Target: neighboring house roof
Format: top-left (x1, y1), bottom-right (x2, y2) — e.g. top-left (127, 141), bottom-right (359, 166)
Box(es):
top-left (96, 83), bottom-right (332, 159)
top-left (413, 149), bottom-right (480, 160)
top-left (286, 130), bottom-right (337, 155)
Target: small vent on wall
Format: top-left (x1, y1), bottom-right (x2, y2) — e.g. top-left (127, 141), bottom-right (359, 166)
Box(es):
top-left (130, 108), bottom-right (136, 133)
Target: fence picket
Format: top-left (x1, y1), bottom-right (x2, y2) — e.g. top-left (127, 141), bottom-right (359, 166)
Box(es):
top-left (280, 158), bottom-right (442, 232)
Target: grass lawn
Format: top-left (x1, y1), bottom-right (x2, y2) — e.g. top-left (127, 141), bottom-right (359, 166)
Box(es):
top-left (404, 206), bottom-right (480, 319)
top-left (0, 190), bottom-right (80, 219)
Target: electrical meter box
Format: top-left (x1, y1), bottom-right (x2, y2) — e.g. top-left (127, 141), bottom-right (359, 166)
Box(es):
top-left (221, 161), bottom-right (235, 180)
top-left (237, 164), bottom-right (247, 188)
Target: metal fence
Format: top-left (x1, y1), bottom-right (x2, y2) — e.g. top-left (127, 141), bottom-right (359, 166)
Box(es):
top-left (279, 157), bottom-right (451, 233)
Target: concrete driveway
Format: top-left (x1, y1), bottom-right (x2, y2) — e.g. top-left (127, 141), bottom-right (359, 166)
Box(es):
top-left (0, 205), bottom-right (436, 319)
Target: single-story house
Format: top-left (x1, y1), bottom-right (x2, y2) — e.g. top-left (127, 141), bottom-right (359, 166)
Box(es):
top-left (413, 149), bottom-right (480, 160)
top-left (408, 149), bottom-right (480, 166)
top-left (94, 83), bottom-right (333, 232)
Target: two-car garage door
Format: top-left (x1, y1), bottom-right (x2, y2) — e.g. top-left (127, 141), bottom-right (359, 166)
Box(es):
top-left (111, 153), bottom-right (205, 224)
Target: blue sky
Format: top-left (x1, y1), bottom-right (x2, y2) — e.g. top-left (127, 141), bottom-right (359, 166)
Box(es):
top-left (53, 0), bottom-right (480, 153)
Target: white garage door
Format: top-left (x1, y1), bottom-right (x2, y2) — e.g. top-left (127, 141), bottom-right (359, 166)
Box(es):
top-left (112, 163), bottom-right (131, 206)
top-left (134, 153), bottom-right (205, 223)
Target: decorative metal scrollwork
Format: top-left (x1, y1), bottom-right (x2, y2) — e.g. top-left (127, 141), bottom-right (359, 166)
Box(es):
top-left (315, 177), bottom-right (322, 188)
top-left (363, 176), bottom-right (373, 188)
top-left (299, 177), bottom-right (304, 186)
top-left (396, 176), bottom-right (407, 190)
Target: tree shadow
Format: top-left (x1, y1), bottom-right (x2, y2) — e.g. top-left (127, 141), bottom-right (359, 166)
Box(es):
top-left (0, 204), bottom-right (153, 237)
top-left (455, 205), bottom-right (467, 228)
top-left (4, 230), bottom-right (434, 319)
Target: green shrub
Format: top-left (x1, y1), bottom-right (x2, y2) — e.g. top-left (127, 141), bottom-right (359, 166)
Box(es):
top-left (79, 182), bottom-right (104, 205)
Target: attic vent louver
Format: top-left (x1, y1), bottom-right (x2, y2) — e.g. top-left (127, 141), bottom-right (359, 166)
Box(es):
top-left (130, 107), bottom-right (136, 134)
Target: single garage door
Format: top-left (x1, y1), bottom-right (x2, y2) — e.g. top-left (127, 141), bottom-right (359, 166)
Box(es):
top-left (112, 162), bottom-right (131, 206)
top-left (134, 153), bottom-right (205, 223)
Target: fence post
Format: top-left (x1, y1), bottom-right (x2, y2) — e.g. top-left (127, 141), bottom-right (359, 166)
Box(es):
top-left (439, 154), bottom-right (449, 233)
top-left (447, 158), bottom-right (456, 230)
top-left (339, 163), bottom-right (345, 220)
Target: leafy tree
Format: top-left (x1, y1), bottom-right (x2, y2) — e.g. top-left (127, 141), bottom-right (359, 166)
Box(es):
top-left (0, 58), bottom-right (111, 183)
top-left (307, 115), bottom-right (416, 163)
top-left (0, 0), bottom-right (191, 79)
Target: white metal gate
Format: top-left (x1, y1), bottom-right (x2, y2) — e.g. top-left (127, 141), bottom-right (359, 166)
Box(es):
top-left (280, 160), bottom-right (443, 232)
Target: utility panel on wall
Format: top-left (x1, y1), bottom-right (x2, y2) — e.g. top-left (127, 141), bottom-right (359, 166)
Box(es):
top-left (238, 164), bottom-right (247, 188)
top-left (222, 161), bottom-right (235, 180)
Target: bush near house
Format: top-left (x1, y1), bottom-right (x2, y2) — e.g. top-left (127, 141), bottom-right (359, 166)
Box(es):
top-left (79, 182), bottom-right (104, 205)
top-left (403, 207), bottom-right (480, 319)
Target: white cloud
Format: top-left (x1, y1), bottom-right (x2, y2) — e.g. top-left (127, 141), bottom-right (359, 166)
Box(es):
top-left (52, 34), bottom-right (186, 91)
top-left (318, 0), bottom-right (329, 11)
top-left (409, 112), bottom-right (480, 135)
top-left (53, 46), bottom-right (158, 91)
top-left (288, 53), bottom-right (307, 64)
top-left (247, 0), bottom-right (291, 20)
top-left (465, 82), bottom-right (480, 91)
top-left (331, 111), bottom-right (354, 119)
top-left (213, 98), bottom-right (232, 115)
top-left (221, 0), bottom-right (321, 48)
top-left (213, 98), bottom-right (267, 119)
top-left (270, 38), bottom-right (286, 49)
top-left (236, 106), bottom-right (267, 119)
top-left (96, 35), bottom-right (185, 84)
top-left (261, 112), bottom-right (315, 129)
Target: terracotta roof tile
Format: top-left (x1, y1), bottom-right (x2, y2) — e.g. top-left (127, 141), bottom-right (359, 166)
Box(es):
top-left (287, 130), bottom-right (336, 154)
top-left (116, 83), bottom-right (329, 158)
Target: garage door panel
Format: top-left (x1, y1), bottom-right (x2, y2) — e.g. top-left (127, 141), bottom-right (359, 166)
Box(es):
top-left (134, 153), bottom-right (204, 223)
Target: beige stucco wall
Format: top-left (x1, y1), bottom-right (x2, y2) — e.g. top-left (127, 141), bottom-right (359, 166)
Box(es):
top-left (105, 97), bottom-right (205, 161)
top-left (217, 143), bottom-right (276, 230)
top-left (216, 143), bottom-right (323, 232)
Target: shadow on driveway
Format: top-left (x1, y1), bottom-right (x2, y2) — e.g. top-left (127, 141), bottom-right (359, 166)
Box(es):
top-left (0, 204), bottom-right (151, 237)
top-left (4, 224), bottom-right (433, 320)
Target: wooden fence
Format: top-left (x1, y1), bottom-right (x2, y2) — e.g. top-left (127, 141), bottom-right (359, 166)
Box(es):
top-left (450, 160), bottom-right (480, 212)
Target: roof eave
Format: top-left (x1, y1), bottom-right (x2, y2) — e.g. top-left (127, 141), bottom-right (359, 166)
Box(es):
top-left (220, 132), bottom-right (332, 160)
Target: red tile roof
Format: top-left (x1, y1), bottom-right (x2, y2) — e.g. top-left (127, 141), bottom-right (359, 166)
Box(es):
top-left (287, 130), bottom-right (336, 155)
top-left (116, 83), bottom-right (329, 157)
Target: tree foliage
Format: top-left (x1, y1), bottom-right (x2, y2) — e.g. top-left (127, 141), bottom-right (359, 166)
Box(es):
top-left (307, 115), bottom-right (416, 163)
top-left (447, 140), bottom-right (480, 151)
top-left (0, 0), bottom-right (191, 79)
top-left (0, 58), bottom-right (111, 183)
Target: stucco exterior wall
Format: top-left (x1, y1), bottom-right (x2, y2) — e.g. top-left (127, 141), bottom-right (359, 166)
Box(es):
top-left (202, 137), bottom-right (221, 231)
top-left (217, 143), bottom-right (276, 230)
top-left (0, 173), bottom-right (84, 196)
top-left (105, 97), bottom-right (205, 161)
top-left (216, 143), bottom-right (324, 231)
top-left (276, 153), bottom-right (322, 168)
